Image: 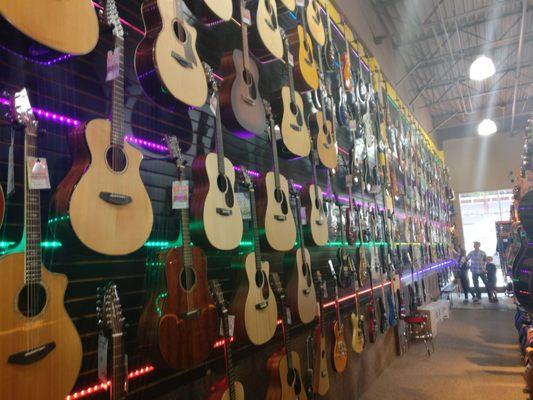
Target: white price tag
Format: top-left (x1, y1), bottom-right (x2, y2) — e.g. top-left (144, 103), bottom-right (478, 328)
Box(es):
top-left (288, 52), bottom-right (294, 67)
top-left (27, 157), bottom-right (51, 190)
top-left (296, 0), bottom-right (305, 7)
top-left (300, 207), bottom-right (307, 225)
top-left (219, 315), bottom-right (236, 337)
top-left (322, 282), bottom-right (328, 299)
top-left (106, 47), bottom-right (121, 82)
top-left (97, 334), bottom-right (108, 384)
top-left (286, 308), bottom-right (292, 325)
top-left (241, 5), bottom-right (252, 26)
top-left (172, 180), bottom-right (189, 209)
top-left (209, 93), bottom-right (218, 115)
top-left (349, 120), bottom-right (357, 130)
top-left (236, 192), bottom-right (251, 219)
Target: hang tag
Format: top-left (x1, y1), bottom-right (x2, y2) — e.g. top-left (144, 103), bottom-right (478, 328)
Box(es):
top-left (236, 192), bottom-right (251, 219)
top-left (296, 0), bottom-right (305, 7)
top-left (286, 308), bottom-right (292, 325)
top-left (241, 5), bottom-right (251, 26)
top-left (345, 174), bottom-right (353, 188)
top-left (322, 282), bottom-right (328, 299)
top-left (316, 301), bottom-right (321, 317)
top-left (27, 157), bottom-right (51, 190)
top-left (300, 207), bottom-right (307, 225)
top-left (349, 120), bottom-right (357, 130)
top-left (219, 316), bottom-right (235, 336)
top-left (274, 124), bottom-right (282, 141)
top-left (97, 334), bottom-right (108, 384)
top-left (106, 47), bottom-right (121, 82)
top-left (7, 129), bottom-right (14, 197)
top-left (209, 93), bottom-right (218, 115)
top-left (172, 180), bottom-right (189, 209)
top-left (288, 52), bottom-right (294, 67)
top-left (124, 354), bottom-right (129, 393)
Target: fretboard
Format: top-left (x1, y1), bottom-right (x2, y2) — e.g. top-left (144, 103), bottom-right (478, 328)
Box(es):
top-left (241, 2), bottom-right (250, 74)
top-left (286, 52), bottom-right (296, 104)
top-left (282, 301), bottom-right (294, 370)
top-left (222, 312), bottom-right (236, 400)
top-left (110, 36), bottom-right (125, 148)
top-left (111, 335), bottom-right (126, 400)
top-left (214, 92), bottom-right (226, 176)
top-left (268, 116), bottom-right (281, 190)
top-left (249, 186), bottom-right (262, 270)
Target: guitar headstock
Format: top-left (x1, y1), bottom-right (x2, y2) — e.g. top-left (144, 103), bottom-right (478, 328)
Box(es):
top-left (287, 179), bottom-right (299, 197)
top-left (328, 259), bottom-right (337, 282)
top-left (269, 272), bottom-right (285, 302)
top-left (165, 135), bottom-right (185, 179)
top-left (203, 62), bottom-right (219, 94)
top-left (105, 0), bottom-right (124, 39)
top-left (240, 166), bottom-right (253, 190)
top-left (97, 282), bottom-right (125, 337)
top-left (209, 279), bottom-right (228, 316)
top-left (12, 89), bottom-right (37, 132)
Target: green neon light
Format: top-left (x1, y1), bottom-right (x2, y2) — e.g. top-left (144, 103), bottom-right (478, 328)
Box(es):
top-left (41, 241), bottom-right (62, 248)
top-left (47, 215), bottom-right (69, 224)
top-left (327, 241), bottom-right (388, 247)
top-left (144, 241), bottom-right (170, 248)
top-left (0, 241), bottom-right (15, 248)
top-left (155, 292), bottom-right (168, 317)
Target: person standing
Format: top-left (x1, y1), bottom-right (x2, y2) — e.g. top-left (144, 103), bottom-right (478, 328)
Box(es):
top-left (467, 241), bottom-right (489, 303)
top-left (457, 249), bottom-right (471, 303)
top-left (486, 256), bottom-right (499, 303)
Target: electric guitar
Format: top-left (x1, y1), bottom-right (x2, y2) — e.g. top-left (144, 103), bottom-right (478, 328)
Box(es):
top-left (329, 260), bottom-right (348, 373)
top-left (257, 101), bottom-right (296, 251)
top-left (158, 137), bottom-right (218, 370)
top-left (52, 1), bottom-right (154, 255)
top-left (335, 51), bottom-right (352, 128)
top-left (265, 273), bottom-right (308, 400)
top-left (340, 21), bottom-right (353, 91)
top-left (350, 283), bottom-right (365, 354)
top-left (135, 0), bottom-right (208, 110)
top-left (184, 0), bottom-right (233, 23)
top-left (0, 89), bottom-right (82, 399)
top-left (366, 266), bottom-right (378, 343)
top-left (312, 271), bottom-right (330, 395)
top-left (220, 1), bottom-right (267, 137)
top-left (0, 0), bottom-right (98, 58)
top-left (191, 66), bottom-right (243, 250)
top-left (302, 147), bottom-right (328, 246)
top-left (286, 3), bottom-right (319, 92)
top-left (370, 210), bottom-right (387, 335)
top-left (97, 282), bottom-right (128, 400)
top-left (345, 174), bottom-right (358, 245)
top-left (209, 280), bottom-right (245, 400)
top-left (322, 0), bottom-right (336, 71)
top-left (271, 32), bottom-right (311, 159)
top-left (229, 167), bottom-right (278, 345)
top-left (250, 0), bottom-right (284, 61)
top-left (305, 0), bottom-right (325, 46)
top-left (286, 180), bottom-right (317, 324)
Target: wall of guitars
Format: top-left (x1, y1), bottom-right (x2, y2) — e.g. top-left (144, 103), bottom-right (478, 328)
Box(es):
top-left (0, 0), bottom-right (456, 399)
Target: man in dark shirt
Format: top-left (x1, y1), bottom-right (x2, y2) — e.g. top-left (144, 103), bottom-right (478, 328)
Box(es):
top-left (486, 256), bottom-right (498, 303)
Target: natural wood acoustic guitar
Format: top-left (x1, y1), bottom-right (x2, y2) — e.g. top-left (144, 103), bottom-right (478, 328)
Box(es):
top-left (52, 1), bottom-right (154, 255)
top-left (305, 0), bottom-right (325, 46)
top-left (0, 89), bottom-right (82, 399)
top-left (265, 273), bottom-right (308, 400)
top-left (257, 101), bottom-right (296, 251)
top-left (250, 0), bottom-right (284, 61)
top-left (302, 147), bottom-right (328, 247)
top-left (158, 137), bottom-right (218, 370)
top-left (135, 0), bottom-right (208, 110)
top-left (328, 260), bottom-right (348, 373)
top-left (191, 66), bottom-right (243, 250)
top-left (312, 271), bottom-right (330, 395)
top-left (220, 1), bottom-right (266, 137)
top-left (209, 280), bottom-right (245, 400)
top-left (229, 167), bottom-right (278, 345)
top-left (0, 0), bottom-right (98, 56)
top-left (271, 32), bottom-right (311, 159)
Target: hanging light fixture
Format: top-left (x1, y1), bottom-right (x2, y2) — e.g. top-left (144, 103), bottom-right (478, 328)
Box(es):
top-left (477, 118), bottom-right (497, 136)
top-left (469, 55), bottom-right (496, 81)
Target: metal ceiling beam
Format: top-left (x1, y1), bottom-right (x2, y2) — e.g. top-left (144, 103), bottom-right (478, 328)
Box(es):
top-left (425, 84), bottom-right (529, 107)
top-left (510, 0), bottom-right (528, 133)
top-left (432, 98), bottom-right (530, 121)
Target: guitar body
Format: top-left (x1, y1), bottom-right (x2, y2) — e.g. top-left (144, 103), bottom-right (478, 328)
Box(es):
top-left (220, 49), bottom-right (267, 137)
top-left (341, 53), bottom-right (353, 91)
top-left (345, 208), bottom-right (357, 245)
top-left (266, 351), bottom-right (308, 400)
top-left (191, 152), bottom-right (243, 250)
top-left (184, 0), bottom-right (233, 23)
top-left (0, 0), bottom-right (98, 56)
top-left (367, 304), bottom-right (377, 343)
top-left (312, 330), bottom-right (330, 395)
top-left (257, 172), bottom-right (296, 251)
top-left (286, 247), bottom-right (316, 324)
top-left (276, 0), bottom-right (296, 11)
top-left (310, 111), bottom-right (337, 169)
top-left (251, 0), bottom-right (284, 61)
top-left (305, 0), bottom-right (325, 46)
top-left (53, 119), bottom-right (153, 255)
top-left (302, 184), bottom-right (328, 246)
top-left (0, 253), bottom-right (82, 399)
top-left (286, 26), bottom-right (319, 92)
top-left (159, 246), bottom-right (218, 370)
top-left (209, 380), bottom-right (245, 400)
top-left (135, 0), bottom-right (208, 110)
top-left (229, 254), bottom-right (278, 345)
top-left (350, 312), bottom-right (365, 353)
top-left (332, 321), bottom-right (348, 372)
top-left (271, 86), bottom-right (311, 158)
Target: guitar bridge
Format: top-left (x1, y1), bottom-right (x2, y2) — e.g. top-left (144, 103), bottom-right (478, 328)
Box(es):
top-left (216, 207), bottom-right (232, 216)
top-left (274, 215), bottom-right (287, 221)
top-left (321, 370), bottom-right (327, 377)
top-left (8, 342), bottom-right (56, 365)
top-left (99, 192), bottom-right (132, 205)
top-left (255, 300), bottom-right (269, 310)
top-left (241, 95), bottom-right (255, 106)
top-left (179, 309), bottom-right (201, 320)
top-left (171, 51), bottom-right (193, 69)
top-left (303, 288), bottom-right (310, 295)
top-left (315, 219), bottom-right (324, 226)
top-left (290, 123), bottom-right (302, 131)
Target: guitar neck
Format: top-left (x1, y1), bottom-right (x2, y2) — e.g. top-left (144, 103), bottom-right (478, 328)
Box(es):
top-left (249, 185), bottom-right (263, 269)
top-left (111, 334), bottom-right (126, 400)
top-left (268, 115), bottom-right (281, 190)
top-left (222, 312), bottom-right (237, 398)
top-left (241, 2), bottom-right (251, 73)
top-left (281, 299), bottom-right (294, 370)
top-left (325, 0), bottom-right (333, 44)
top-left (333, 283), bottom-right (341, 326)
top-left (294, 193), bottom-right (307, 253)
top-left (214, 92), bottom-right (227, 175)
top-left (111, 36), bottom-right (125, 148)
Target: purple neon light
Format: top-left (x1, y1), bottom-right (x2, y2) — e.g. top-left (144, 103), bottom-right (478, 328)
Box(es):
top-left (0, 42), bottom-right (74, 66)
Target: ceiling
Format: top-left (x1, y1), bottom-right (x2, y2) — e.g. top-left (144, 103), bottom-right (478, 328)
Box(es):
top-left (367, 0), bottom-right (533, 143)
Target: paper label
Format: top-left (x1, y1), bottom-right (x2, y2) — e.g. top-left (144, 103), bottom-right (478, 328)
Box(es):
top-left (219, 315), bottom-right (235, 337)
top-left (209, 93), bottom-right (218, 115)
top-left (27, 157), bottom-right (51, 190)
top-left (124, 354), bottom-right (129, 392)
top-left (241, 5), bottom-right (251, 26)
top-left (322, 282), bottom-right (328, 299)
top-left (288, 52), bottom-right (294, 67)
top-left (106, 47), bottom-right (121, 82)
top-left (349, 120), bottom-right (357, 130)
top-left (300, 207), bottom-right (307, 225)
top-left (236, 192), bottom-right (251, 219)
top-left (172, 180), bottom-right (189, 209)
top-left (97, 334), bottom-right (108, 384)
top-left (286, 308), bottom-right (292, 325)
top-left (296, 0), bottom-right (305, 7)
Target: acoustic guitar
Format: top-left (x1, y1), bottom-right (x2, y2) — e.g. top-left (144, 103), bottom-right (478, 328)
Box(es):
top-left (276, 0), bottom-right (296, 12)
top-left (257, 101), bottom-right (296, 251)
top-left (220, 1), bottom-right (267, 137)
top-left (271, 32), bottom-right (311, 159)
top-left (285, 180), bottom-right (317, 324)
top-left (0, 0), bottom-right (98, 56)
top-left (250, 0), bottom-right (284, 61)
top-left (209, 280), bottom-right (245, 400)
top-left (135, 0), bottom-right (208, 110)
top-left (158, 137), bottom-right (218, 370)
top-left (350, 285), bottom-right (365, 354)
top-left (285, 4), bottom-right (319, 92)
top-left (265, 273), bottom-right (308, 400)
top-left (0, 89), bottom-right (82, 399)
top-left (305, 0), bottom-right (325, 46)
top-left (184, 0), bottom-right (233, 23)
top-left (97, 282), bottom-right (128, 400)
top-left (328, 260), bottom-right (348, 373)
top-left (191, 67), bottom-right (243, 251)
top-left (312, 271), bottom-right (330, 395)
top-left (302, 147), bottom-right (328, 247)
top-left (52, 1), bottom-right (154, 255)
top-left (229, 167), bottom-right (278, 345)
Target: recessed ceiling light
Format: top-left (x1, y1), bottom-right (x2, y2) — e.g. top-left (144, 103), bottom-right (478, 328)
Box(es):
top-left (478, 118), bottom-right (497, 136)
top-left (469, 55), bottom-right (496, 81)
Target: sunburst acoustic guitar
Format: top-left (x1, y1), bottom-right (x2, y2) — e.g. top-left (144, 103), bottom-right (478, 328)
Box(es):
top-left (0, 89), bottom-right (82, 399)
top-left (52, 1), bottom-right (154, 255)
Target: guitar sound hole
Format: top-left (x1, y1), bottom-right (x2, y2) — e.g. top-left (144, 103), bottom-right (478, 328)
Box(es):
top-left (293, 371), bottom-right (302, 394)
top-left (18, 283), bottom-right (47, 318)
top-left (303, 263), bottom-right (312, 287)
top-left (105, 146), bottom-right (127, 173)
top-left (242, 69), bottom-right (253, 86)
top-left (173, 20), bottom-right (187, 43)
top-left (286, 368), bottom-right (296, 386)
top-left (323, 125), bottom-right (332, 144)
top-left (179, 267), bottom-right (196, 291)
top-left (314, 198), bottom-right (321, 210)
top-left (289, 102), bottom-right (298, 116)
top-left (322, 349), bottom-right (325, 358)
top-left (255, 270), bottom-right (264, 288)
top-left (217, 174), bottom-right (228, 192)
